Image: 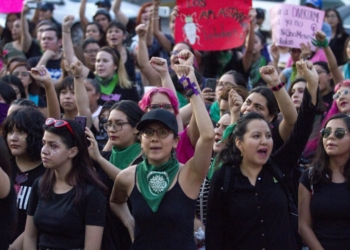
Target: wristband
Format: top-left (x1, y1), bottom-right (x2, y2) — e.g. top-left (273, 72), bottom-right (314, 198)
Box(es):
top-left (311, 38), bottom-right (329, 48)
top-left (271, 82), bottom-right (285, 92)
top-left (74, 75), bottom-right (84, 79)
top-left (186, 89), bottom-right (195, 98)
top-left (179, 76), bottom-right (200, 96)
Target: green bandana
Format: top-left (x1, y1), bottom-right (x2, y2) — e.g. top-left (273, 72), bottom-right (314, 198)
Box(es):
top-left (207, 156), bottom-right (223, 181)
top-left (220, 123), bottom-right (236, 143)
top-left (95, 73), bottom-right (119, 95)
top-left (136, 157), bottom-right (179, 212)
top-left (290, 63), bottom-right (298, 83)
top-left (249, 56), bottom-right (266, 87)
top-left (109, 143), bottom-right (142, 170)
top-left (209, 101), bottom-right (220, 124)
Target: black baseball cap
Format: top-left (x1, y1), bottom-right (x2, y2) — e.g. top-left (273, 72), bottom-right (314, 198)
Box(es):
top-left (93, 8), bottom-right (111, 21)
top-left (40, 3), bottom-right (54, 11)
top-left (95, 0), bottom-right (111, 8)
top-left (137, 109), bottom-right (178, 135)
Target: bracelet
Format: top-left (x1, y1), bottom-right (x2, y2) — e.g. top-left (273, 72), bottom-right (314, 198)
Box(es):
top-left (186, 89), bottom-right (195, 98)
top-left (179, 76), bottom-right (200, 96)
top-left (311, 38), bottom-right (329, 48)
top-left (271, 82), bottom-right (285, 92)
top-left (74, 75), bottom-right (84, 79)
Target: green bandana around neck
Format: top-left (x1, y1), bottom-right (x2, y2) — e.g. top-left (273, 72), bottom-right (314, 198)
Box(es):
top-left (136, 157), bottom-right (179, 212)
top-left (207, 155), bottom-right (223, 181)
top-left (109, 143), bottom-right (142, 170)
top-left (95, 73), bottom-right (119, 95)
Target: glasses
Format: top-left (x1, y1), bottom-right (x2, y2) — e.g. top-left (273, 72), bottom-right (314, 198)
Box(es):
top-left (103, 121), bottom-right (132, 131)
top-left (84, 49), bottom-right (99, 54)
top-left (45, 118), bottom-right (74, 135)
top-left (141, 128), bottom-right (171, 138)
top-left (14, 172), bottom-right (28, 194)
top-left (326, 14), bottom-right (337, 19)
top-left (147, 104), bottom-right (174, 111)
top-left (320, 128), bottom-right (349, 139)
top-left (170, 50), bottom-right (180, 56)
top-left (12, 72), bottom-right (30, 77)
top-left (333, 89), bottom-right (350, 100)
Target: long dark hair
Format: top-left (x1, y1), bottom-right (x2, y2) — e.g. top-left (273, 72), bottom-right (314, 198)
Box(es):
top-left (2, 107), bottom-right (45, 161)
top-left (311, 113), bottom-right (350, 186)
top-left (325, 9), bottom-right (345, 35)
top-left (1, 75), bottom-right (26, 99)
top-left (40, 119), bottom-right (107, 203)
top-left (216, 112), bottom-right (270, 167)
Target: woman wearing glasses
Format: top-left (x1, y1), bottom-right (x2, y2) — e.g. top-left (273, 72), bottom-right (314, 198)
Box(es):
top-left (298, 113), bottom-right (350, 249)
top-left (2, 107), bottom-right (46, 248)
top-left (23, 118), bottom-right (107, 250)
top-left (110, 50), bottom-right (214, 249)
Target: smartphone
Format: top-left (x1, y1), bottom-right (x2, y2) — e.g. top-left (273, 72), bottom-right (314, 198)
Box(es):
top-left (75, 116), bottom-right (87, 130)
top-left (205, 78), bottom-right (217, 102)
top-left (158, 6), bottom-right (170, 18)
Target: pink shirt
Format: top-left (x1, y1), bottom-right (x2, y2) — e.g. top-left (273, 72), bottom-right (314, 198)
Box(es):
top-left (175, 127), bottom-right (194, 164)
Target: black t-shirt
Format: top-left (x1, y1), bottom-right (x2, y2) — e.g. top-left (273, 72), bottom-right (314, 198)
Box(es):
top-left (100, 84), bottom-right (140, 104)
top-left (11, 162), bottom-right (45, 239)
top-left (300, 170), bottom-right (350, 249)
top-left (25, 40), bottom-right (42, 59)
top-left (125, 49), bottom-right (136, 82)
top-left (27, 56), bottom-right (62, 80)
top-left (0, 184), bottom-right (16, 250)
top-left (27, 178), bottom-right (107, 249)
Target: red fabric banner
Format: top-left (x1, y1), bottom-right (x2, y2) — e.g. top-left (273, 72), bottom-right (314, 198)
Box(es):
top-left (175, 0), bottom-right (252, 51)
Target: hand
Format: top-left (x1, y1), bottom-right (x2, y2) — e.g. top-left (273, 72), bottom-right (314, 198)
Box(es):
top-left (85, 127), bottom-right (101, 161)
top-left (178, 49), bottom-right (194, 66)
top-left (259, 65), bottom-right (280, 87)
top-left (248, 8), bottom-right (257, 23)
top-left (315, 30), bottom-right (326, 42)
top-left (70, 60), bottom-right (83, 78)
top-left (300, 42), bottom-right (312, 60)
top-left (174, 64), bottom-right (193, 78)
top-left (171, 6), bottom-right (178, 18)
top-left (296, 60), bottom-right (318, 86)
top-left (149, 57), bottom-right (169, 75)
top-left (62, 15), bottom-right (74, 31)
top-left (135, 23), bottom-right (147, 40)
top-left (42, 50), bottom-right (56, 59)
top-left (201, 88), bottom-right (216, 104)
top-left (228, 89), bottom-right (244, 115)
top-left (29, 65), bottom-right (52, 84)
top-left (270, 42), bottom-right (280, 62)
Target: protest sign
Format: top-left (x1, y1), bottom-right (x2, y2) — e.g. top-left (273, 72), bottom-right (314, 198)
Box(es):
top-left (270, 4), bottom-right (325, 49)
top-left (175, 0), bottom-right (252, 51)
top-left (0, 0), bottom-right (23, 13)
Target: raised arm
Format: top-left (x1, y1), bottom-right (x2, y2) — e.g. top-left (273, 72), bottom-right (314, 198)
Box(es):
top-left (29, 65), bottom-right (61, 118)
top-left (79, 0), bottom-right (90, 32)
top-left (151, 0), bottom-right (172, 53)
top-left (0, 167), bottom-right (10, 199)
top-left (20, 5), bottom-right (33, 53)
top-left (270, 43), bottom-right (281, 74)
top-left (242, 8), bottom-right (257, 73)
top-left (260, 65), bottom-right (298, 142)
top-left (149, 57), bottom-right (183, 132)
top-left (62, 16), bottom-right (90, 78)
top-left (70, 60), bottom-right (93, 129)
top-left (135, 23), bottom-right (161, 86)
top-left (228, 89), bottom-right (244, 124)
top-left (86, 127), bottom-right (121, 180)
top-left (315, 30), bottom-right (344, 85)
top-left (112, 0), bottom-right (129, 26)
top-left (176, 51), bottom-right (214, 198)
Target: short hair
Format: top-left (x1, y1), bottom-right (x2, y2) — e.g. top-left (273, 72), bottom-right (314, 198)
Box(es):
top-left (250, 86), bottom-right (279, 122)
top-left (2, 107), bottom-right (45, 161)
top-left (106, 20), bottom-right (126, 34)
top-left (81, 38), bottom-right (101, 50)
top-left (139, 87), bottom-right (179, 115)
top-left (55, 76), bottom-right (74, 96)
top-left (43, 27), bottom-right (61, 40)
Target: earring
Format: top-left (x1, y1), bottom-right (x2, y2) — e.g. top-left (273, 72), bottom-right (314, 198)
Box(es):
top-left (172, 150), bottom-right (177, 159)
top-left (142, 153), bottom-right (147, 161)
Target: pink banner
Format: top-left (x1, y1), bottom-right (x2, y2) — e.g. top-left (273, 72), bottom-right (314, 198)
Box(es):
top-left (270, 4), bottom-right (325, 49)
top-left (0, 0), bottom-right (23, 13)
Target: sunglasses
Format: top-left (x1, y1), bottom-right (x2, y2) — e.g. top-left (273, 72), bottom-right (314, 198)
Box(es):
top-left (333, 89), bottom-right (350, 100)
top-left (147, 104), bottom-right (174, 111)
top-left (14, 172), bottom-right (28, 194)
top-left (320, 128), bottom-right (349, 139)
top-left (45, 118), bottom-right (74, 135)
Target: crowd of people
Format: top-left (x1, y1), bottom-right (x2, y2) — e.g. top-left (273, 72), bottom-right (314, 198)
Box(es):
top-left (0, 0), bottom-right (350, 249)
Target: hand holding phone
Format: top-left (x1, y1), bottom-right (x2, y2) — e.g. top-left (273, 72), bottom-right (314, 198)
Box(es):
top-left (75, 116), bottom-right (87, 130)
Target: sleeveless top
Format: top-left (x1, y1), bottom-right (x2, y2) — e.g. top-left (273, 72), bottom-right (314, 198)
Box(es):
top-left (129, 171), bottom-right (196, 250)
